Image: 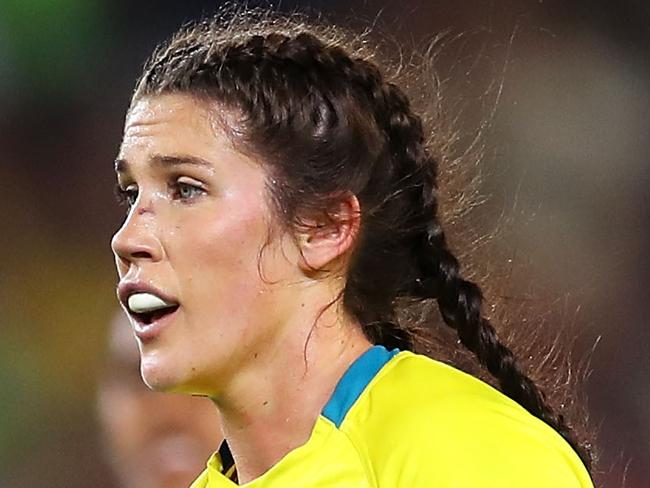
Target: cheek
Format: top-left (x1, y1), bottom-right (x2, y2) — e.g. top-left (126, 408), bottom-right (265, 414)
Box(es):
top-left (161, 195), bottom-right (297, 354)
top-left (168, 203), bottom-right (274, 294)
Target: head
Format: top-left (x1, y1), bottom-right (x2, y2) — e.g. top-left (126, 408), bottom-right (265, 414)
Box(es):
top-left (111, 12), bottom-right (418, 397)
top-left (111, 7), bottom-right (591, 469)
top-left (96, 310), bottom-right (222, 488)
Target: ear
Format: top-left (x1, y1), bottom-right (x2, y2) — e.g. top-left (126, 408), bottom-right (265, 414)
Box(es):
top-left (297, 193), bottom-right (361, 272)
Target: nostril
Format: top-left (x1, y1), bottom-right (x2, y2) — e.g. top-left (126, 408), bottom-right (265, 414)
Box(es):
top-left (131, 251), bottom-right (152, 259)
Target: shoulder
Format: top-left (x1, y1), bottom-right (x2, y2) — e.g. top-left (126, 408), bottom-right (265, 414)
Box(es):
top-left (341, 351), bottom-right (593, 488)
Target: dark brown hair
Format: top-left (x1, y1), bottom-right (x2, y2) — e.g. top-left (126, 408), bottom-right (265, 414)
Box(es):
top-left (131, 6), bottom-right (593, 472)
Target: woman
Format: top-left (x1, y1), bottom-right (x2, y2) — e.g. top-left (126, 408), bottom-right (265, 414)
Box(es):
top-left (111, 8), bottom-right (595, 487)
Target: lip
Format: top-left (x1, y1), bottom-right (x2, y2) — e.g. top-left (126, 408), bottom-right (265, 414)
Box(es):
top-left (117, 280), bottom-right (180, 343)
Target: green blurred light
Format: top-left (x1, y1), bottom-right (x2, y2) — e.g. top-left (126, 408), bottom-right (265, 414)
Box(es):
top-left (0, 0), bottom-right (108, 96)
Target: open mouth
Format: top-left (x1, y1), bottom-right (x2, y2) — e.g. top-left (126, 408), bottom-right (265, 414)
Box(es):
top-left (131, 304), bottom-right (180, 325)
top-left (127, 292), bottom-right (180, 325)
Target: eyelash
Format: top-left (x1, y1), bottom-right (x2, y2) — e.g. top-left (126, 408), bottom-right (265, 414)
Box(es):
top-left (114, 184), bottom-right (136, 208)
top-left (114, 180), bottom-right (206, 208)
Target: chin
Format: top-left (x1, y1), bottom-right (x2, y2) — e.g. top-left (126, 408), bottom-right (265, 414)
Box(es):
top-left (141, 368), bottom-right (176, 392)
top-left (140, 351), bottom-right (208, 394)
top-left (140, 352), bottom-right (185, 392)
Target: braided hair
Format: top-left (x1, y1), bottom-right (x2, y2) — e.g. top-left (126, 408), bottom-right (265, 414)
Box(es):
top-left (132, 8), bottom-right (593, 472)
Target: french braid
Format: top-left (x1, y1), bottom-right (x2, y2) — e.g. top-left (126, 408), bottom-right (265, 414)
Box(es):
top-left (345, 55), bottom-right (593, 469)
top-left (357, 58), bottom-right (593, 469)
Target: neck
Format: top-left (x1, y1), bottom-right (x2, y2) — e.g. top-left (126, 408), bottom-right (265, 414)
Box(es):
top-left (210, 293), bottom-right (372, 484)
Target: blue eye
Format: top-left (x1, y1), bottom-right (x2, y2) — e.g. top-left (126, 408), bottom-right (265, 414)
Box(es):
top-left (175, 181), bottom-right (206, 201)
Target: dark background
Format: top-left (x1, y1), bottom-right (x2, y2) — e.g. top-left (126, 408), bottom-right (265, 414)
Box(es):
top-left (0, 1), bottom-right (648, 486)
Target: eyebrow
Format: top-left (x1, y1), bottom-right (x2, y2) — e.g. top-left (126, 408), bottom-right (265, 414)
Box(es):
top-left (114, 154), bottom-right (213, 173)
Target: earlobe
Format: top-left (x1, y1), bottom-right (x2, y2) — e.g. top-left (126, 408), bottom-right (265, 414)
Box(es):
top-left (297, 194), bottom-right (360, 272)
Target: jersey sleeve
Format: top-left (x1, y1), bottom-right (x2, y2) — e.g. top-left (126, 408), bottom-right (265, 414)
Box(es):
top-left (369, 396), bottom-right (592, 487)
top-left (343, 354), bottom-right (594, 488)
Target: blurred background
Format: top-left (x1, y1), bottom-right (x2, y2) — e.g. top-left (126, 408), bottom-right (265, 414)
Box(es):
top-left (0, 0), bottom-right (647, 486)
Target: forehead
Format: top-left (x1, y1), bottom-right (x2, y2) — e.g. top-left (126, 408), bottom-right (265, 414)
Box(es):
top-left (126, 93), bottom-right (213, 128)
top-left (119, 94), bottom-right (229, 162)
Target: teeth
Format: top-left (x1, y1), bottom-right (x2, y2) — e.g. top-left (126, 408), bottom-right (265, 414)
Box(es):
top-left (128, 292), bottom-right (175, 313)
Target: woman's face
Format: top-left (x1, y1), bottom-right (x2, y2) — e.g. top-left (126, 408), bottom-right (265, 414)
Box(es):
top-left (111, 94), bottom-right (300, 396)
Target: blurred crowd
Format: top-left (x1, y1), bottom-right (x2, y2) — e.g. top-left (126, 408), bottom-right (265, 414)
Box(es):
top-left (0, 1), bottom-right (647, 487)
top-left (97, 310), bottom-right (222, 488)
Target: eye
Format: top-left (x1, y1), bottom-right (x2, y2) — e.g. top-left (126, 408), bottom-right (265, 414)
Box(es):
top-left (115, 183), bottom-right (138, 208)
top-left (172, 179), bottom-right (206, 201)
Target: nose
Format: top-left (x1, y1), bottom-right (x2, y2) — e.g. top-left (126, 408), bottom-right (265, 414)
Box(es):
top-left (111, 205), bottom-right (164, 272)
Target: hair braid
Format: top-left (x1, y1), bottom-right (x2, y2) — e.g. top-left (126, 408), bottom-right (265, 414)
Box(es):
top-left (416, 199), bottom-right (593, 470)
top-left (337, 55), bottom-right (594, 468)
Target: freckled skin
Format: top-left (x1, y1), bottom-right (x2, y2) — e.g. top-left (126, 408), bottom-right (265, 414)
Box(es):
top-left (112, 94), bottom-right (304, 396)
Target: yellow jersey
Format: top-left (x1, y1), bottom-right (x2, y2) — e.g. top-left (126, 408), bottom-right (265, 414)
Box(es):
top-left (190, 346), bottom-right (594, 487)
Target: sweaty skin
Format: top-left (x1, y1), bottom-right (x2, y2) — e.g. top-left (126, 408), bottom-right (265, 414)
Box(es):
top-left (111, 94), bottom-right (372, 483)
